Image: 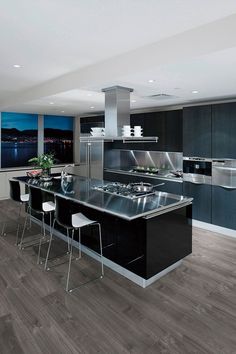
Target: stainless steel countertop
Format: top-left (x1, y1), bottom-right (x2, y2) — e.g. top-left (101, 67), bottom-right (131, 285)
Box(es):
top-left (104, 168), bottom-right (183, 183)
top-left (15, 175), bottom-right (191, 221)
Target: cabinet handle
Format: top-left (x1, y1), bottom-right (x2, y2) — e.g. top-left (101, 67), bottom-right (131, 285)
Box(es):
top-left (218, 185), bottom-right (236, 190)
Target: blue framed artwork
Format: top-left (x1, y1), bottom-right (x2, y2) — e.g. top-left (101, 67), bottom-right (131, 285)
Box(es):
top-left (1, 112), bottom-right (38, 168)
top-left (44, 115), bottom-right (74, 163)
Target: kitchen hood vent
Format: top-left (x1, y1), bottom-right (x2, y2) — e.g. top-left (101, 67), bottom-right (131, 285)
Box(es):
top-left (101, 85), bottom-right (158, 143)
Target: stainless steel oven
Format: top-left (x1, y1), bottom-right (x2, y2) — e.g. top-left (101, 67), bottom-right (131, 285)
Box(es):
top-left (183, 157), bottom-right (212, 184)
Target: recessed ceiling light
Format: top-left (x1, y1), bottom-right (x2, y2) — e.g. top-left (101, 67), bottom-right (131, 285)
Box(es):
top-left (192, 90), bottom-right (199, 94)
top-left (148, 79), bottom-right (155, 83)
top-left (61, 110), bottom-right (65, 113)
top-left (87, 93), bottom-right (92, 96)
top-left (49, 102), bottom-right (54, 105)
top-left (131, 100), bottom-right (136, 103)
top-left (13, 64), bottom-right (22, 68)
top-left (90, 106), bottom-right (94, 109)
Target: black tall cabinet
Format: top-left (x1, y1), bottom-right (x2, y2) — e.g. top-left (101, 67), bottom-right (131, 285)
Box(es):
top-left (212, 102), bottom-right (236, 159)
top-left (183, 105), bottom-right (212, 157)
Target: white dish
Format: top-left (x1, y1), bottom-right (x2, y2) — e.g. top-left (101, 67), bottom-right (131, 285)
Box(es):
top-left (91, 132), bottom-right (105, 137)
top-left (134, 133), bottom-right (143, 137)
top-left (91, 127), bottom-right (104, 132)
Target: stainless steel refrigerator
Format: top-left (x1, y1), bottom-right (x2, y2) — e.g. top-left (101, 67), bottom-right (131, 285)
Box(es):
top-left (79, 138), bottom-right (104, 179)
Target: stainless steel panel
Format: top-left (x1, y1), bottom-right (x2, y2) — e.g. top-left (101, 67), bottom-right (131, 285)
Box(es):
top-left (212, 159), bottom-right (236, 187)
top-left (79, 141), bottom-right (103, 179)
top-left (15, 175), bottom-right (192, 221)
top-left (104, 149), bottom-right (183, 172)
top-left (183, 157), bottom-right (212, 162)
top-left (102, 86), bottom-right (133, 137)
top-left (79, 141), bottom-right (88, 165)
top-left (183, 173), bottom-right (212, 185)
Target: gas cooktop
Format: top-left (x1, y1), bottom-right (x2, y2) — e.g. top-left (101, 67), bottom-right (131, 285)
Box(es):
top-left (93, 182), bottom-right (156, 199)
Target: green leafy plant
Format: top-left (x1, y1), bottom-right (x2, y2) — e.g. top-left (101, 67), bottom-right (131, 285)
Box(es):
top-left (28, 153), bottom-right (54, 170)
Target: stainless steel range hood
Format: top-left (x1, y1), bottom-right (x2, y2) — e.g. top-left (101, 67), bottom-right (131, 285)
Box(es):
top-left (101, 85), bottom-right (158, 143)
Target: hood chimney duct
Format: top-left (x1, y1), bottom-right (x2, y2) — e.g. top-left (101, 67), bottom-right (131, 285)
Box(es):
top-left (102, 86), bottom-right (133, 137)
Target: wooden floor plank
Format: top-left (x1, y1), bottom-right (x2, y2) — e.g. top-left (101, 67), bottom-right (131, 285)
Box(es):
top-left (0, 199), bottom-right (235, 354)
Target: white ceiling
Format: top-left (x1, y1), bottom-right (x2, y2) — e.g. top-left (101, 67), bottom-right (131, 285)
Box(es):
top-left (1, 0), bottom-right (236, 116)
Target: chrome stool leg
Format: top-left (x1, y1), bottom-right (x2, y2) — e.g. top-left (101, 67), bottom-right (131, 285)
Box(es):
top-left (76, 228), bottom-right (82, 261)
top-left (15, 203), bottom-right (23, 245)
top-left (66, 229), bottom-right (75, 292)
top-left (44, 218), bottom-right (56, 271)
top-left (97, 223), bottom-right (104, 277)
top-left (37, 212), bottom-right (45, 264)
top-left (19, 206), bottom-right (31, 249)
top-left (1, 222), bottom-right (6, 237)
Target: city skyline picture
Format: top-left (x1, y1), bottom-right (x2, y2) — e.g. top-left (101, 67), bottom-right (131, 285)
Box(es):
top-left (44, 115), bottom-right (74, 163)
top-left (1, 112), bottom-right (38, 168)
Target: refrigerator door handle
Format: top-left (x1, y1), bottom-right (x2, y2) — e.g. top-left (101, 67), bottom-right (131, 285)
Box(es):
top-left (88, 143), bottom-right (91, 179)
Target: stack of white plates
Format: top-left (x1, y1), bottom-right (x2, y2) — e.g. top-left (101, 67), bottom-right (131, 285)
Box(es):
top-left (122, 125), bottom-right (133, 137)
top-left (133, 125), bottom-right (143, 137)
top-left (90, 127), bottom-right (105, 137)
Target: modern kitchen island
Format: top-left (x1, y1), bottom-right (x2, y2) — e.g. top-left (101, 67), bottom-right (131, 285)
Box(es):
top-left (15, 175), bottom-right (193, 287)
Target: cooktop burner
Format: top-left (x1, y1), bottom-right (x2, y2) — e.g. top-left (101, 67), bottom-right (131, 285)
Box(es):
top-left (93, 182), bottom-right (155, 199)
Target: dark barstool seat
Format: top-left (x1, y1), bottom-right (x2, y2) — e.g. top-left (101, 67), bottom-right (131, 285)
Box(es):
top-left (1, 179), bottom-right (29, 244)
top-left (19, 185), bottom-right (55, 264)
top-left (44, 195), bottom-right (104, 292)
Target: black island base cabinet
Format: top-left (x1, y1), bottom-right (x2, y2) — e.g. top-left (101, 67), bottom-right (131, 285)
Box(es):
top-left (71, 203), bottom-right (192, 280)
top-left (16, 175), bottom-right (192, 285)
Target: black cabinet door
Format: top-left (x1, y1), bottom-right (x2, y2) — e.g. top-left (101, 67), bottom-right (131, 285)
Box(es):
top-left (183, 182), bottom-right (211, 223)
top-left (164, 110), bottom-right (183, 152)
top-left (183, 105), bottom-right (212, 157)
top-left (212, 102), bottom-right (236, 158)
top-left (212, 185), bottom-right (236, 230)
top-left (143, 112), bottom-right (166, 151)
top-left (131, 110), bottom-right (182, 152)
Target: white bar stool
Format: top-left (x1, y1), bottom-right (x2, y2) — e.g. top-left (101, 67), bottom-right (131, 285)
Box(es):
top-left (20, 185), bottom-right (55, 264)
top-left (44, 195), bottom-right (104, 292)
top-left (1, 180), bottom-right (29, 245)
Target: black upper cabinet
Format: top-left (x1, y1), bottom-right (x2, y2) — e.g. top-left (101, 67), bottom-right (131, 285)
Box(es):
top-left (212, 102), bottom-right (236, 158)
top-left (165, 110), bottom-right (183, 152)
top-left (183, 105), bottom-right (212, 157)
top-left (131, 110), bottom-right (182, 152)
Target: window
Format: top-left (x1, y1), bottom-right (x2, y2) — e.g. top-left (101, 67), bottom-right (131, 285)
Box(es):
top-left (44, 115), bottom-right (74, 164)
top-left (1, 112), bottom-right (38, 168)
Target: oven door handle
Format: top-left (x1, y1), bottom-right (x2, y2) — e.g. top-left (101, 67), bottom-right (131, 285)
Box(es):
top-left (184, 180), bottom-right (206, 185)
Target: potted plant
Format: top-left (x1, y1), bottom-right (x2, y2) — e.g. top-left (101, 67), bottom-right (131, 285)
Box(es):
top-left (28, 153), bottom-right (54, 178)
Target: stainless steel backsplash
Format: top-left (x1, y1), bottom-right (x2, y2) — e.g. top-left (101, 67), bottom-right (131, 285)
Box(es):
top-left (104, 149), bottom-right (183, 171)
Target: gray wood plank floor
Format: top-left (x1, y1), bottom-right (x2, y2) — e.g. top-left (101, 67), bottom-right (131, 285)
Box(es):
top-left (0, 199), bottom-right (235, 354)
